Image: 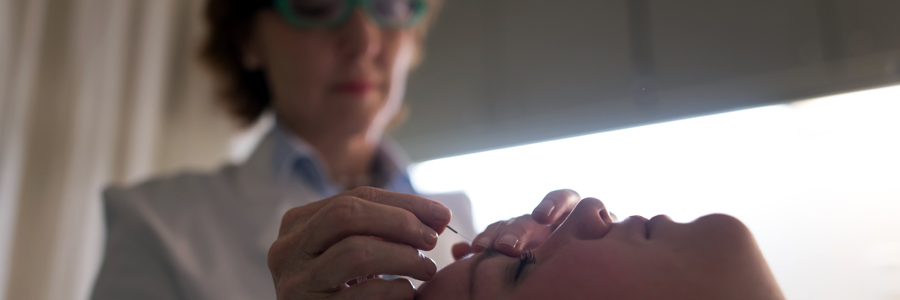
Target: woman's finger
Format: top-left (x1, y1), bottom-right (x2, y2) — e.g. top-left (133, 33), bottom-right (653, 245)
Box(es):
top-left (470, 221), bottom-right (502, 253)
top-left (338, 278), bottom-right (415, 300)
top-left (451, 242), bottom-right (473, 261)
top-left (299, 196), bottom-right (441, 255)
top-left (294, 187), bottom-right (451, 234)
top-left (345, 187), bottom-right (452, 232)
top-left (309, 236), bottom-right (436, 291)
top-left (531, 189), bottom-right (580, 225)
top-left (491, 215), bottom-right (553, 257)
top-left (268, 188), bottom-right (447, 300)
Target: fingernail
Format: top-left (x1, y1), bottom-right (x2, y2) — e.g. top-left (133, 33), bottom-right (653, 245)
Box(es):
top-left (474, 236), bottom-right (492, 249)
top-left (423, 227), bottom-right (438, 245)
top-left (421, 252), bottom-right (437, 276)
top-left (431, 202), bottom-right (451, 222)
top-left (497, 233), bottom-right (519, 248)
top-left (534, 203), bottom-right (555, 218)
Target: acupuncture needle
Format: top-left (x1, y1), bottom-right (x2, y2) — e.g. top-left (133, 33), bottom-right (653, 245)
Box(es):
top-left (445, 225), bottom-right (473, 242)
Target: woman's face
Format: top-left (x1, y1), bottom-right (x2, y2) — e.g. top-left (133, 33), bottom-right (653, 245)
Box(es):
top-left (416, 199), bottom-right (785, 300)
top-left (249, 9), bottom-right (417, 140)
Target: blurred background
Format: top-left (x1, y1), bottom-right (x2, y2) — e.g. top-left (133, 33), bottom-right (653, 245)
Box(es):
top-left (1, 0), bottom-right (898, 299)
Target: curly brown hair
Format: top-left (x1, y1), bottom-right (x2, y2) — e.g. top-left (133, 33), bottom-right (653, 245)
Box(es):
top-left (201, 0), bottom-right (442, 126)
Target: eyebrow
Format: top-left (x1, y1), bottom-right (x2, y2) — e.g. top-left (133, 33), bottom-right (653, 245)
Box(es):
top-left (468, 248), bottom-right (502, 299)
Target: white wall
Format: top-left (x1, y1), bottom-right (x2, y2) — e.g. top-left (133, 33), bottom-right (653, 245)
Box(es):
top-left (395, 0), bottom-right (900, 161)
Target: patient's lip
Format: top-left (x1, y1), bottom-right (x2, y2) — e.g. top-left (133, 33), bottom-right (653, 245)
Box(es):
top-left (621, 215), bottom-right (649, 238)
top-left (645, 215), bottom-right (673, 238)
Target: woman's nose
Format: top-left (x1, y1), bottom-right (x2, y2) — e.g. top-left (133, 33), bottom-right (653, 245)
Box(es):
top-left (554, 198), bottom-right (613, 241)
top-left (336, 9), bottom-right (382, 61)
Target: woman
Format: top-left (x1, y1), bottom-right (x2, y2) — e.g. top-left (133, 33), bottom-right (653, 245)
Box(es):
top-left (417, 198), bottom-right (786, 300)
top-left (91, 0), bottom-right (576, 299)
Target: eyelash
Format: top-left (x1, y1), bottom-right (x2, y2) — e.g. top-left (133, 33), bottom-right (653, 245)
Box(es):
top-left (519, 250), bottom-right (536, 265)
top-left (514, 250), bottom-right (536, 282)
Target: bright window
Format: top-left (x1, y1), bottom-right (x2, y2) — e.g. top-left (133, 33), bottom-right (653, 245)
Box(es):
top-left (410, 84), bottom-right (900, 300)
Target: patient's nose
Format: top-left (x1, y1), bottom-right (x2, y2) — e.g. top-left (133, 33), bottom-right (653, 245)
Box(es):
top-left (555, 198), bottom-right (613, 241)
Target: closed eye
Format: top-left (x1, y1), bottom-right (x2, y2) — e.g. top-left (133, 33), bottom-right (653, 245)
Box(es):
top-left (514, 250), bottom-right (536, 283)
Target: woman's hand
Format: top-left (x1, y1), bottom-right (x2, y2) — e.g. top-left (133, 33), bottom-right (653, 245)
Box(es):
top-left (268, 187), bottom-right (452, 300)
top-left (451, 189), bottom-right (580, 260)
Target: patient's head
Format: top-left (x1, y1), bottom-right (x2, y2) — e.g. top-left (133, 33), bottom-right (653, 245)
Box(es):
top-left (416, 199), bottom-right (785, 300)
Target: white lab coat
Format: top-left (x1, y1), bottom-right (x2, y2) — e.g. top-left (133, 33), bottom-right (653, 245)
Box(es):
top-left (91, 133), bottom-right (475, 300)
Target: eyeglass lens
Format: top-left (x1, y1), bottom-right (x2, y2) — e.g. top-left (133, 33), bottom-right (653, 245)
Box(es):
top-left (287, 0), bottom-right (421, 24)
top-left (289, 0), bottom-right (347, 20)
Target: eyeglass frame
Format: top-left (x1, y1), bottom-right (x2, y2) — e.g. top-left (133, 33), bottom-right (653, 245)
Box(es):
top-left (272, 0), bottom-right (429, 29)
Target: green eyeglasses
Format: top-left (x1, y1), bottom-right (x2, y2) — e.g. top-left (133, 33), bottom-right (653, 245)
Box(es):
top-left (273, 0), bottom-right (428, 29)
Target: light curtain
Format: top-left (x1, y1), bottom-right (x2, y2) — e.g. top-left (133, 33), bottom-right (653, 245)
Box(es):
top-left (0, 0), bottom-right (238, 299)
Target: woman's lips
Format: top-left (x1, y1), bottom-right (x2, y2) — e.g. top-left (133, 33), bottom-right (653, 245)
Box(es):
top-left (333, 80), bottom-right (376, 96)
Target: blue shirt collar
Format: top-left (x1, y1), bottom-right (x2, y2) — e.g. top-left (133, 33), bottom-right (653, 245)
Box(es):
top-left (271, 123), bottom-right (416, 198)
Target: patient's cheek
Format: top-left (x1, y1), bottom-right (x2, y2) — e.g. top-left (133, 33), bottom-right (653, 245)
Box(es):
top-left (416, 255), bottom-right (517, 300)
top-left (510, 242), bottom-right (680, 300)
top-left (415, 260), bottom-right (471, 300)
